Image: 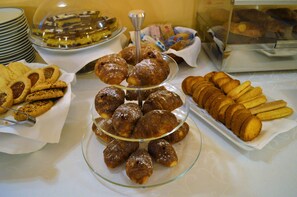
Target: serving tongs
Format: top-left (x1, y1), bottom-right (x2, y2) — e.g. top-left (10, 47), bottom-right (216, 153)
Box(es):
top-left (0, 106), bottom-right (36, 127)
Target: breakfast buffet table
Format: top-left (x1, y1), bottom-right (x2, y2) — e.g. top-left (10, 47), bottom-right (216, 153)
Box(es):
top-left (0, 50), bottom-right (297, 197)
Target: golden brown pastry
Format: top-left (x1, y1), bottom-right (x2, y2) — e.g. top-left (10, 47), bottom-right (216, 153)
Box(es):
top-left (125, 86), bottom-right (166, 101)
top-left (103, 139), bottom-right (139, 168)
top-left (126, 58), bottom-right (169, 86)
top-left (133, 110), bottom-right (178, 138)
top-left (112, 103), bottom-right (142, 138)
top-left (142, 89), bottom-right (183, 114)
top-left (162, 121), bottom-right (189, 144)
top-left (92, 117), bottom-right (114, 143)
top-left (94, 54), bottom-right (128, 85)
top-left (148, 139), bottom-right (178, 167)
top-left (119, 45), bottom-right (163, 65)
top-left (125, 149), bottom-right (153, 184)
top-left (94, 86), bottom-right (125, 119)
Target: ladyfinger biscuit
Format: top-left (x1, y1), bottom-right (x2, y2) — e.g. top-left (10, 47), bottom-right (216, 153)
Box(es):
top-left (227, 80), bottom-right (251, 100)
top-left (256, 107), bottom-right (294, 121)
top-left (221, 79), bottom-right (240, 94)
top-left (240, 95), bottom-right (267, 109)
top-left (240, 116), bottom-right (262, 141)
top-left (236, 86), bottom-right (263, 103)
top-left (249, 100), bottom-right (287, 115)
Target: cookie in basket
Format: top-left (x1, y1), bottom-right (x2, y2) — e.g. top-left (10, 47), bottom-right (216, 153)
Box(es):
top-left (0, 86), bottom-right (14, 114)
top-left (13, 100), bottom-right (54, 121)
top-left (42, 65), bottom-right (61, 83)
top-left (25, 68), bottom-right (45, 87)
top-left (31, 80), bottom-right (67, 93)
top-left (9, 77), bottom-right (31, 104)
top-left (26, 89), bottom-right (64, 102)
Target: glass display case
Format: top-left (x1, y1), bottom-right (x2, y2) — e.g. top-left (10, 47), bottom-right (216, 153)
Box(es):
top-left (196, 0), bottom-right (297, 72)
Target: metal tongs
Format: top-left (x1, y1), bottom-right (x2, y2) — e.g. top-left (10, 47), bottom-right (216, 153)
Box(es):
top-left (0, 106), bottom-right (36, 127)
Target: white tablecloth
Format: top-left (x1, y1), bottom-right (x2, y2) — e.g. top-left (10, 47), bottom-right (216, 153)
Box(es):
top-left (0, 50), bottom-right (297, 197)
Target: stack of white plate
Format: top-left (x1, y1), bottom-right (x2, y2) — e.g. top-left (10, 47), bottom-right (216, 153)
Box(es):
top-left (0, 7), bottom-right (35, 65)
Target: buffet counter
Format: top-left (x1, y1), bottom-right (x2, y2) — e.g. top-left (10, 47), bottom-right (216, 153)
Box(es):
top-left (0, 50), bottom-right (297, 197)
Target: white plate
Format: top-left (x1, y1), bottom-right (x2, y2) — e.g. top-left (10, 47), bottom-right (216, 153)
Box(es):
top-left (0, 29), bottom-right (28, 45)
top-left (0, 8), bottom-right (24, 25)
top-left (30, 27), bottom-right (126, 52)
top-left (0, 46), bottom-right (35, 64)
top-left (0, 34), bottom-right (31, 55)
top-left (0, 19), bottom-right (28, 37)
top-left (189, 85), bottom-right (297, 151)
top-left (259, 49), bottom-right (297, 57)
top-left (0, 15), bottom-right (26, 32)
top-left (0, 62), bottom-right (75, 154)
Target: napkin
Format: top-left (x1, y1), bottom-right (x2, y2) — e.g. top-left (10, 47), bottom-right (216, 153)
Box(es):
top-left (0, 62), bottom-right (75, 154)
top-left (130, 26), bottom-right (201, 67)
top-left (34, 28), bottom-right (127, 73)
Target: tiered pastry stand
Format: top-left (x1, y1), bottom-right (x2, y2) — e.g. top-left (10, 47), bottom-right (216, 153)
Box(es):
top-left (81, 10), bottom-right (202, 188)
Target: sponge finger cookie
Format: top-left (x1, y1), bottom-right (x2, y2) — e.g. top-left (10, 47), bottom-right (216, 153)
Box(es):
top-left (221, 79), bottom-right (240, 94)
top-left (240, 95), bottom-right (267, 109)
top-left (256, 107), bottom-right (294, 121)
top-left (236, 86), bottom-right (262, 103)
top-left (227, 80), bottom-right (251, 100)
top-left (249, 100), bottom-right (287, 115)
